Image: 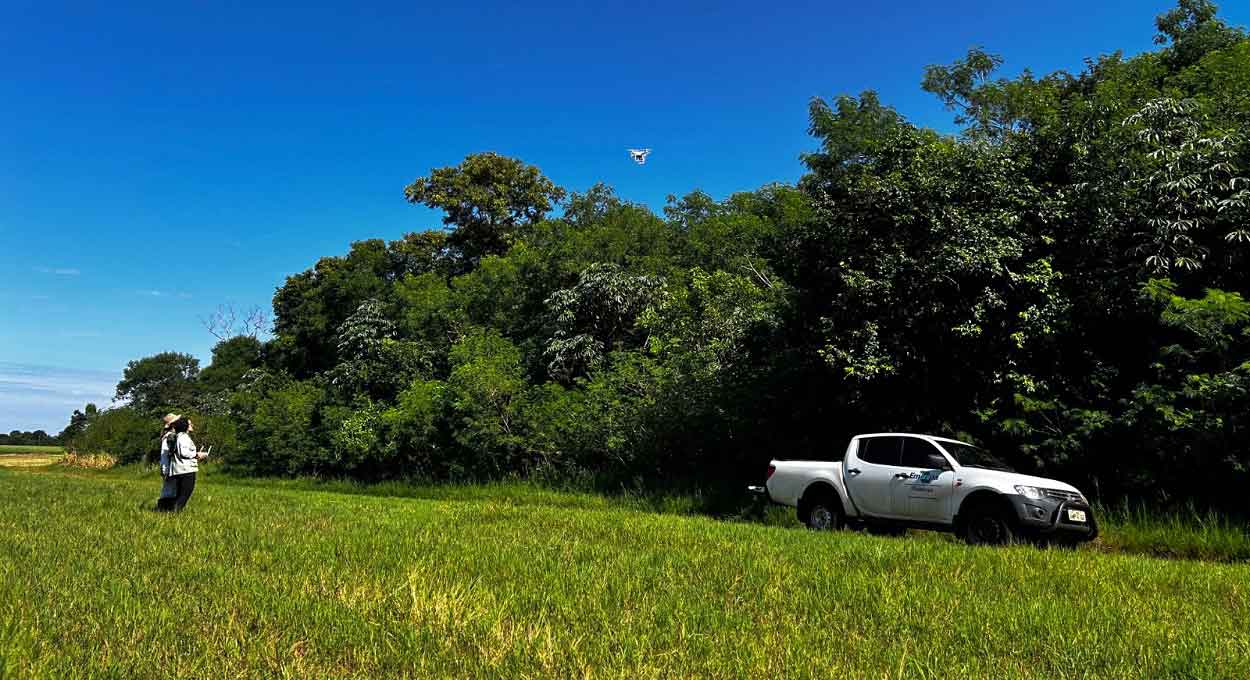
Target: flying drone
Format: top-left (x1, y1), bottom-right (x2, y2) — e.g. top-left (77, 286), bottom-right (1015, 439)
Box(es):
top-left (628, 148), bottom-right (652, 165)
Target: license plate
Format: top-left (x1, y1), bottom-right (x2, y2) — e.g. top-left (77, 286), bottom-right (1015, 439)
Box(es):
top-left (1066, 509), bottom-right (1087, 523)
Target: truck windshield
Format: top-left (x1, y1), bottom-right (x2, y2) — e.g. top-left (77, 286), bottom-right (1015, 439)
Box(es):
top-left (938, 441), bottom-right (1014, 472)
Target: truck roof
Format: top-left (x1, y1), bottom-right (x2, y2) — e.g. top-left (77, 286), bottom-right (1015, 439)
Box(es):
top-left (853, 432), bottom-right (975, 446)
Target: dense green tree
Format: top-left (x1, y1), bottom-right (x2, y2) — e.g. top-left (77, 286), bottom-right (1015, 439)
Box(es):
top-left (71, 407), bottom-right (152, 463)
top-left (387, 230), bottom-right (455, 280)
top-left (57, 403), bottom-right (98, 444)
top-left (115, 352), bottom-right (200, 414)
top-left (326, 299), bottom-right (432, 402)
top-left (545, 263), bottom-right (665, 381)
top-left (383, 379), bottom-right (450, 477)
top-left (1154, 0), bottom-right (1244, 69)
top-left (395, 271), bottom-right (462, 376)
top-left (404, 152), bottom-right (566, 265)
top-left (797, 90), bottom-right (1064, 432)
top-left (1121, 97), bottom-right (1248, 273)
top-left (270, 239), bottom-right (396, 377)
top-left (324, 401), bottom-right (387, 474)
top-left (921, 48), bottom-right (1064, 142)
top-left (199, 336), bottom-right (265, 393)
top-left (445, 328), bottom-right (531, 475)
top-left (228, 374), bottom-right (325, 475)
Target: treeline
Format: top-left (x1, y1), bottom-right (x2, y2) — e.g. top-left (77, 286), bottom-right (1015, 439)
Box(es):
top-left (68, 1), bottom-right (1250, 508)
top-left (0, 430), bottom-right (60, 447)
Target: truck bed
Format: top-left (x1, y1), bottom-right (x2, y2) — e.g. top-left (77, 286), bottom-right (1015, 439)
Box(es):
top-left (766, 459), bottom-right (844, 508)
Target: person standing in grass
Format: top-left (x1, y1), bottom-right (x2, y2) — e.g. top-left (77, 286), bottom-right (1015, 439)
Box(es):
top-left (155, 413), bottom-right (179, 511)
top-left (159, 416), bottom-right (206, 512)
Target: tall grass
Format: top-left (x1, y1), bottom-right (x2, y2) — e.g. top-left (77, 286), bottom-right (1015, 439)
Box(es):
top-left (1094, 499), bottom-right (1250, 562)
top-left (1, 467), bottom-right (1248, 678)
top-left (57, 452), bottom-right (116, 469)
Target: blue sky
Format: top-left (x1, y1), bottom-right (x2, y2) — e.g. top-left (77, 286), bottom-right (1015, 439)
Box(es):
top-left (3, 0), bottom-right (1246, 432)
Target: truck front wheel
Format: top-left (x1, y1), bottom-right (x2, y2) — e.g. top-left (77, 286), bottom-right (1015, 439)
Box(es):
top-left (959, 501), bottom-right (1015, 546)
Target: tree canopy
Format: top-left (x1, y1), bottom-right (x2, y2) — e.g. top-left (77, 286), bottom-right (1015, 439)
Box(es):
top-left (404, 152), bottom-right (566, 265)
top-left (114, 352), bottom-right (200, 414)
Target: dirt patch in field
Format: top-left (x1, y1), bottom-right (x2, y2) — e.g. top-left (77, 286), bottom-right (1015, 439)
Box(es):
top-left (0, 453), bottom-right (63, 468)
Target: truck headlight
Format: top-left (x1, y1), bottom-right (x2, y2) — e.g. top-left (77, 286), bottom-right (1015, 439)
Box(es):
top-left (1014, 485), bottom-right (1043, 500)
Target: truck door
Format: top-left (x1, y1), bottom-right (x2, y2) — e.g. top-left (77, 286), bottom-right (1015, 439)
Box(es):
top-left (844, 436), bottom-right (904, 517)
top-left (891, 438), bottom-right (956, 522)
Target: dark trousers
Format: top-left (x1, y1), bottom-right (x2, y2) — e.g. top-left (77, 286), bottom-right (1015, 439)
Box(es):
top-left (157, 473), bottom-right (197, 512)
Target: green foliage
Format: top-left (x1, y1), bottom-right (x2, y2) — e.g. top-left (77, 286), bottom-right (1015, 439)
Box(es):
top-left (198, 336), bottom-right (264, 393)
top-left (921, 48), bottom-right (1063, 141)
top-left (1143, 278), bottom-right (1250, 356)
top-left (383, 379), bottom-right (448, 476)
top-left (1121, 279), bottom-right (1250, 494)
top-left (115, 352), bottom-right (200, 414)
top-left (545, 263), bottom-right (664, 380)
top-left (386, 230), bottom-right (454, 279)
top-left (450, 252), bottom-right (533, 336)
top-left (326, 402), bottom-right (387, 473)
top-left (396, 271), bottom-right (459, 350)
top-left (70, 407), bottom-right (153, 463)
top-left (446, 328), bottom-right (531, 475)
top-left (270, 237), bottom-right (417, 377)
top-left (542, 185), bottom-right (678, 276)
top-left (229, 376), bottom-right (326, 475)
top-left (644, 268), bottom-right (783, 381)
top-left (523, 356), bottom-right (663, 480)
top-left (1123, 97), bottom-right (1249, 272)
top-left (404, 152), bottom-right (566, 264)
top-left (1154, 0), bottom-right (1244, 68)
top-left (673, 186), bottom-right (797, 278)
top-left (800, 91), bottom-right (917, 176)
top-left (325, 299), bottom-right (433, 402)
top-left (798, 96), bottom-right (1063, 428)
top-left (0, 430), bottom-right (59, 447)
top-left (56, 403), bottom-right (97, 444)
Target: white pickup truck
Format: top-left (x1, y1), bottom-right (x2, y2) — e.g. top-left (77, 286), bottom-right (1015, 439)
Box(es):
top-left (752, 433), bottom-right (1097, 545)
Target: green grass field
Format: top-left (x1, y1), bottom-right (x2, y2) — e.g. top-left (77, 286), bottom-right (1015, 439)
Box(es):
top-left (1, 467), bottom-right (1248, 679)
top-left (0, 446), bottom-right (62, 454)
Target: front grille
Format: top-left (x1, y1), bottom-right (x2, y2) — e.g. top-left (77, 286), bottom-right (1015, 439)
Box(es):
top-left (1043, 488), bottom-right (1084, 503)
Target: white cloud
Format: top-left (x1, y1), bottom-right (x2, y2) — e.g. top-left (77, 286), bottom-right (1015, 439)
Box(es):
top-left (0, 362), bottom-right (118, 432)
top-left (35, 267), bottom-right (80, 276)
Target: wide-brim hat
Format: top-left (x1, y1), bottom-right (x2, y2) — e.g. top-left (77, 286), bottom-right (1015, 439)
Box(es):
top-left (162, 413), bottom-right (181, 427)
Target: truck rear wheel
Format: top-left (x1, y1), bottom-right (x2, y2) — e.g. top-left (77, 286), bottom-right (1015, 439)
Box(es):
top-left (799, 490), bottom-right (844, 531)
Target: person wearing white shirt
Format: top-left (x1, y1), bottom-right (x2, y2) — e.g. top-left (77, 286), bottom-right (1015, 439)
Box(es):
top-left (156, 413), bottom-right (179, 511)
top-left (158, 416), bottom-right (206, 512)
